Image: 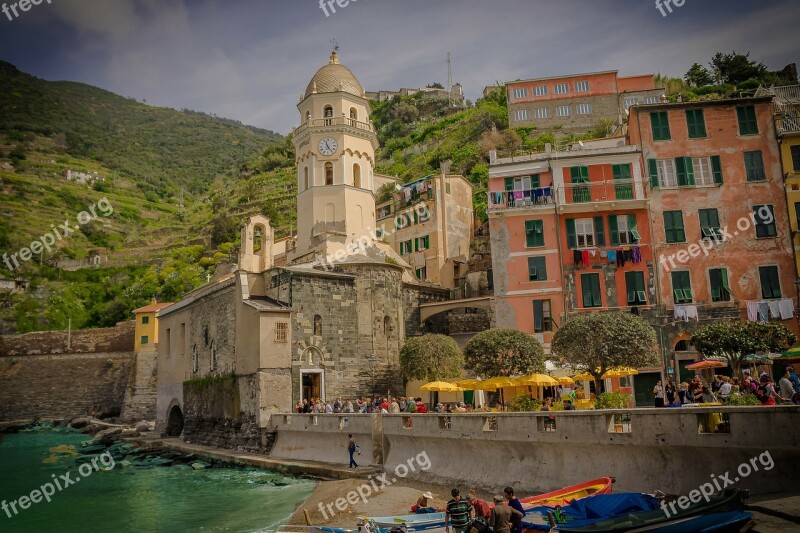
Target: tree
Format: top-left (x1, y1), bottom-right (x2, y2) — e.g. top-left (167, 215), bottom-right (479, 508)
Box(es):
top-left (463, 329), bottom-right (544, 377)
top-left (690, 321), bottom-right (796, 376)
top-left (709, 51), bottom-right (767, 86)
top-left (399, 334), bottom-right (464, 382)
top-left (684, 63), bottom-right (714, 87)
top-left (551, 313), bottom-right (659, 392)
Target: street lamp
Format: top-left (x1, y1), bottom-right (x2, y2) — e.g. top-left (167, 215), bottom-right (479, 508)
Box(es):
top-left (368, 355), bottom-right (377, 405)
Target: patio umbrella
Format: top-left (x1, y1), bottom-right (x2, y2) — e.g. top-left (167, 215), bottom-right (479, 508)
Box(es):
top-left (421, 381), bottom-right (463, 392)
top-left (558, 376), bottom-right (575, 385)
top-left (455, 379), bottom-right (482, 390)
top-left (781, 345), bottom-right (800, 358)
top-left (516, 374), bottom-right (559, 387)
top-left (479, 376), bottom-right (517, 408)
top-left (686, 360), bottom-right (727, 370)
top-left (601, 367), bottom-right (640, 379)
top-left (572, 372), bottom-right (595, 381)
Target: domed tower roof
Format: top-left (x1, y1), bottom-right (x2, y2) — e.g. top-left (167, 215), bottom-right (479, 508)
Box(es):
top-left (304, 50), bottom-right (364, 99)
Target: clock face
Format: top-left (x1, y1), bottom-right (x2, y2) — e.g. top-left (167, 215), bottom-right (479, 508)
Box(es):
top-left (318, 137), bottom-right (338, 156)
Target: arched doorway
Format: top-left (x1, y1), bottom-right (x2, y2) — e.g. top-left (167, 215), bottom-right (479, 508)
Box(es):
top-left (166, 405), bottom-right (184, 437)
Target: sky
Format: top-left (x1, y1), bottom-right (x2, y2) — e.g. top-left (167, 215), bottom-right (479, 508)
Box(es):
top-left (0, 0), bottom-right (799, 134)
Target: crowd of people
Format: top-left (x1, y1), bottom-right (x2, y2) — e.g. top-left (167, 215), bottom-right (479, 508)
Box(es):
top-left (294, 396), bottom-right (501, 414)
top-left (651, 366), bottom-right (800, 407)
top-left (409, 486), bottom-right (525, 533)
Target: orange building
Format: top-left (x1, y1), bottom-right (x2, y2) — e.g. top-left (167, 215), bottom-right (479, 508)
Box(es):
top-left (629, 97), bottom-right (799, 385)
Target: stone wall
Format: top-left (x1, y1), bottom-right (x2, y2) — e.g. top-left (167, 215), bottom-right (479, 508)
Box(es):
top-left (0, 321), bottom-right (134, 356)
top-left (121, 348), bottom-right (158, 422)
top-left (0, 351), bottom-right (133, 421)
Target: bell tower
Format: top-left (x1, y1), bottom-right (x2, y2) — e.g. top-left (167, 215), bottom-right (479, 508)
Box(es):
top-left (291, 50), bottom-right (379, 262)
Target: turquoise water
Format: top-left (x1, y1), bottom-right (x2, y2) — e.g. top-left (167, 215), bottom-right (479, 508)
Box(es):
top-left (0, 431), bottom-right (315, 533)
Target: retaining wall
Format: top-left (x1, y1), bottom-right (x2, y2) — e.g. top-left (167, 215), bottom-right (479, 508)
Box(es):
top-left (270, 413), bottom-right (381, 466)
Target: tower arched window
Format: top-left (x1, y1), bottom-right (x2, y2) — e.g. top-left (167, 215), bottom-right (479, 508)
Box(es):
top-left (253, 225), bottom-right (263, 253)
top-left (313, 315), bottom-right (322, 336)
top-left (353, 163), bottom-right (361, 188)
top-left (324, 106), bottom-right (333, 125)
top-left (305, 111), bottom-right (311, 123)
top-left (210, 341), bottom-right (217, 370)
top-left (304, 167), bottom-right (310, 190)
top-left (325, 162), bottom-right (334, 185)
top-left (349, 107), bottom-right (358, 125)
top-left (383, 316), bottom-right (391, 335)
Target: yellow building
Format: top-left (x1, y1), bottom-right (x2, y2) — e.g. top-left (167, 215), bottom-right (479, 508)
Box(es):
top-left (133, 300), bottom-right (172, 351)
top-left (376, 169), bottom-right (474, 289)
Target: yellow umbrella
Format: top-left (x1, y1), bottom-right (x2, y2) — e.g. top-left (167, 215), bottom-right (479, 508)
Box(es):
top-left (455, 379), bottom-right (482, 390)
top-left (421, 381), bottom-right (463, 392)
top-left (516, 374), bottom-right (559, 387)
top-left (481, 376), bottom-right (518, 388)
top-left (601, 367), bottom-right (639, 379)
top-left (558, 376), bottom-right (575, 385)
top-left (572, 372), bottom-right (595, 381)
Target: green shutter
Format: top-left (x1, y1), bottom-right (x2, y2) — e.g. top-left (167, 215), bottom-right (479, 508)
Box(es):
top-left (710, 155), bottom-right (723, 185)
top-left (525, 220), bottom-right (535, 247)
top-left (533, 301), bottom-right (543, 332)
top-left (676, 157), bottom-right (694, 186)
top-left (505, 178), bottom-right (514, 191)
top-left (594, 216), bottom-right (605, 247)
top-left (684, 157), bottom-right (695, 185)
top-left (566, 218), bottom-right (577, 249)
top-left (531, 174), bottom-right (541, 189)
top-left (609, 215), bottom-right (620, 245)
top-left (648, 159), bottom-right (659, 189)
top-left (628, 214), bottom-right (639, 242)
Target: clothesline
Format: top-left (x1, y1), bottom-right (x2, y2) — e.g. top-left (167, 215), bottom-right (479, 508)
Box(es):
top-left (745, 299), bottom-right (794, 321)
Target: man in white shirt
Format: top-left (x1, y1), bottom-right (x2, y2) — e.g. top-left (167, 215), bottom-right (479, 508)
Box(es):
top-left (718, 377), bottom-right (732, 400)
top-left (779, 370), bottom-right (795, 400)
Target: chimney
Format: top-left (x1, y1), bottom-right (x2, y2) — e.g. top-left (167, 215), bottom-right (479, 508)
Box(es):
top-left (489, 150), bottom-right (497, 165)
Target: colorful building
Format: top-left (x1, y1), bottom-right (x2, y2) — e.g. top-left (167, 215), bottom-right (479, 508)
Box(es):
top-left (375, 170), bottom-right (474, 288)
top-left (506, 71), bottom-right (664, 132)
top-left (133, 299), bottom-right (172, 351)
top-left (629, 96), bottom-right (799, 388)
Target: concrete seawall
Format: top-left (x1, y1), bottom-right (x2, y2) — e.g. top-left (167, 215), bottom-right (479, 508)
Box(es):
top-left (269, 407), bottom-right (799, 497)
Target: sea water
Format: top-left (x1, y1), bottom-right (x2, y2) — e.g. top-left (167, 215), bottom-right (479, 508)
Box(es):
top-left (0, 430), bottom-right (315, 532)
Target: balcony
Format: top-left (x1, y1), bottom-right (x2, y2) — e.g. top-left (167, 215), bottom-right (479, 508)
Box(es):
top-left (293, 117), bottom-right (375, 137)
top-left (488, 188), bottom-right (554, 211)
top-left (557, 180), bottom-right (646, 213)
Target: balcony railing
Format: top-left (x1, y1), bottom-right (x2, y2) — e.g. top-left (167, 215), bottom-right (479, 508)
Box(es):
top-left (293, 117), bottom-right (375, 136)
top-left (559, 180), bottom-right (642, 205)
top-left (488, 188), bottom-right (554, 210)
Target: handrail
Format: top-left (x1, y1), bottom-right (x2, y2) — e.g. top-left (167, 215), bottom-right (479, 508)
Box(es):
top-left (294, 117), bottom-right (375, 136)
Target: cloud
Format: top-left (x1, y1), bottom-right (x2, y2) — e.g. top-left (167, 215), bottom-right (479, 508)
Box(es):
top-left (50, 0), bottom-right (140, 41)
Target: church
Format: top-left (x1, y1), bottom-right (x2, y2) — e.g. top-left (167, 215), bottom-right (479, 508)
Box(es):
top-left (154, 51), bottom-right (452, 441)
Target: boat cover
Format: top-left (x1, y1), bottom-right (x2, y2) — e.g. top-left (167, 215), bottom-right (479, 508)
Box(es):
top-left (522, 493), bottom-right (660, 531)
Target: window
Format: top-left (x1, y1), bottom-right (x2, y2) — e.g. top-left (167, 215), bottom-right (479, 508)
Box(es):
top-left (514, 109), bottom-right (529, 121)
top-left (759, 266), bottom-right (781, 299)
top-left (415, 235), bottom-right (430, 251)
top-left (610, 214), bottom-right (639, 245)
top-left (664, 211), bottom-right (686, 243)
top-left (671, 271), bottom-right (693, 304)
top-left (165, 328), bottom-right (171, 356)
top-left (744, 151), bottom-right (766, 181)
top-left (556, 105), bottom-right (570, 117)
top-left (612, 164), bottom-right (633, 199)
top-left (737, 105), bottom-right (759, 135)
top-left (691, 157), bottom-right (714, 187)
top-left (383, 316), bottom-right (391, 335)
top-left (353, 164), bottom-right (361, 188)
top-left (626, 271), bottom-right (647, 306)
top-left (400, 240), bottom-right (413, 255)
top-left (570, 166), bottom-right (590, 203)
top-left (210, 341), bottom-right (217, 370)
top-left (313, 315), bottom-right (322, 336)
top-left (581, 273), bottom-right (602, 308)
top-left (791, 145), bottom-right (800, 172)
top-left (554, 83), bottom-right (569, 94)
top-left (325, 162), bottom-right (333, 185)
top-left (533, 300), bottom-right (552, 333)
top-left (686, 109), bottom-right (707, 138)
top-left (699, 208), bottom-right (721, 239)
top-left (624, 98), bottom-right (638, 110)
top-left (528, 257), bottom-right (547, 281)
top-left (304, 167), bottom-right (309, 190)
top-left (505, 175), bottom-right (537, 191)
top-left (654, 159), bottom-right (677, 188)
top-left (650, 111), bottom-right (671, 141)
top-left (536, 108), bottom-right (549, 119)
top-left (525, 219), bottom-right (545, 247)
top-left (141, 316), bottom-right (149, 325)
top-left (574, 81), bottom-right (590, 92)
top-left (275, 322), bottom-right (289, 343)
top-left (709, 268), bottom-right (732, 302)
top-left (416, 266), bottom-right (427, 280)
top-left (576, 104), bottom-right (592, 115)
top-left (323, 105), bottom-right (333, 125)
top-left (141, 335), bottom-right (149, 345)
top-left (349, 107), bottom-right (358, 122)
top-left (191, 345), bottom-right (198, 373)
top-left (575, 218), bottom-right (595, 248)
top-left (753, 205), bottom-right (776, 238)
top-left (512, 87), bottom-right (528, 99)
top-left (534, 85), bottom-right (547, 96)
top-left (644, 96), bottom-right (659, 104)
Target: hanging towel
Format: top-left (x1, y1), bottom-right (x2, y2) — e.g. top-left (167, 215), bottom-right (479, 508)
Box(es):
top-left (589, 249), bottom-right (597, 257)
top-left (674, 305), bottom-right (688, 322)
top-left (581, 250), bottom-right (590, 266)
top-left (768, 300), bottom-right (782, 319)
top-left (632, 246), bottom-right (642, 264)
top-left (607, 250), bottom-right (617, 264)
top-left (573, 249), bottom-right (583, 267)
top-left (617, 250), bottom-right (627, 267)
top-left (746, 301), bottom-right (760, 322)
top-left (600, 250), bottom-right (608, 258)
top-left (778, 298), bottom-right (795, 320)
top-left (513, 191), bottom-right (523, 200)
top-left (758, 302), bottom-right (770, 322)
top-left (684, 305), bottom-right (699, 321)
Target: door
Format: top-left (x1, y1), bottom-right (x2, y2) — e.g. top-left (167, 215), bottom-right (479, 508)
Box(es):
top-left (302, 372), bottom-right (323, 402)
top-left (633, 372), bottom-right (662, 408)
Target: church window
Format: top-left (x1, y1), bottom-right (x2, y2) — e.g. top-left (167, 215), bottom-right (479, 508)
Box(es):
top-left (324, 105), bottom-right (333, 125)
top-left (203, 325), bottom-right (209, 346)
top-left (325, 162), bottom-right (334, 185)
top-left (353, 164), bottom-right (361, 188)
top-left (276, 322), bottom-right (288, 343)
top-left (253, 225), bottom-right (263, 253)
top-left (210, 341), bottom-right (217, 370)
top-left (313, 315), bottom-right (322, 336)
top-left (383, 316), bottom-right (391, 335)
top-left (306, 111), bottom-right (311, 123)
top-left (349, 107), bottom-right (357, 124)
top-left (304, 167), bottom-right (310, 190)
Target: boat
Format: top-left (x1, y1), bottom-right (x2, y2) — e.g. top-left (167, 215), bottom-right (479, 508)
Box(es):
top-left (367, 512), bottom-right (445, 531)
top-left (548, 489), bottom-right (751, 532)
top-left (520, 477), bottom-right (615, 509)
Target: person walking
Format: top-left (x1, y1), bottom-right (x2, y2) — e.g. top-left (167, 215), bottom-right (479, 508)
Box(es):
top-left (665, 379), bottom-right (676, 406)
top-left (445, 488), bottom-right (472, 533)
top-left (652, 380), bottom-right (665, 408)
top-left (346, 434), bottom-right (358, 469)
top-left (490, 494), bottom-right (523, 533)
top-left (503, 486), bottom-right (525, 533)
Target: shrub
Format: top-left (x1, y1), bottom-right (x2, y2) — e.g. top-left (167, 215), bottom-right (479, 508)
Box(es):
top-left (725, 394), bottom-right (760, 406)
top-left (595, 392), bottom-right (633, 410)
top-left (508, 395), bottom-right (540, 412)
